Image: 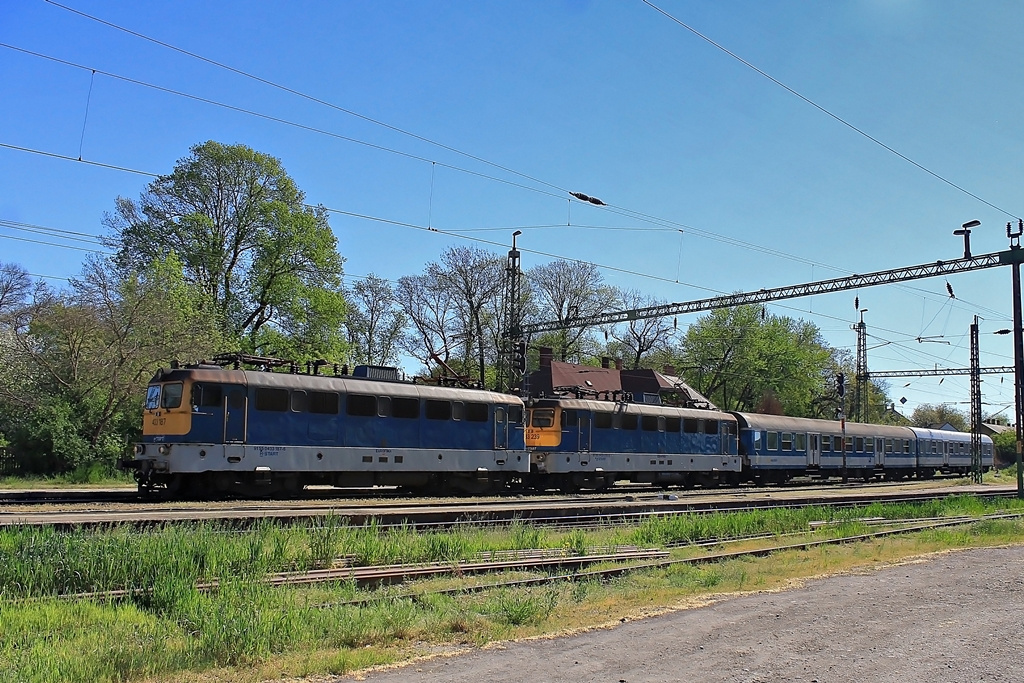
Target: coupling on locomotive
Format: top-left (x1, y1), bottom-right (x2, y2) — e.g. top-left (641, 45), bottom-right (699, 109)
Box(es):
top-left (124, 350), bottom-right (992, 497)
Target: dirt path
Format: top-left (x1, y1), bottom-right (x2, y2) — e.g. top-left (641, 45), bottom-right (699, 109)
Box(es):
top-left (345, 545), bottom-right (1024, 682)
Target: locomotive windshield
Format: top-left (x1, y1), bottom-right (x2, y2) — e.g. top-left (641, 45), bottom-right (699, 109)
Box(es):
top-left (530, 409), bottom-right (555, 428)
top-left (145, 385), bottom-right (160, 410)
top-left (161, 382), bottom-right (184, 409)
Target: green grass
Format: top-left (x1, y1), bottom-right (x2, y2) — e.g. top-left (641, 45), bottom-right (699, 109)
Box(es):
top-left (1, 495), bottom-right (1022, 682)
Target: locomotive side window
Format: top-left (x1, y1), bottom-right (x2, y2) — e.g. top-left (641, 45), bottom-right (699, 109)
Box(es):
top-left (531, 409), bottom-right (555, 427)
top-left (767, 431), bottom-right (779, 450)
top-left (309, 391), bottom-right (339, 415)
top-left (620, 413), bottom-right (638, 430)
top-left (347, 394), bottom-right (377, 417)
top-left (665, 417), bottom-right (681, 433)
top-left (192, 384), bottom-right (223, 408)
top-left (378, 396), bottom-right (392, 417)
top-left (290, 390), bottom-right (308, 413)
top-left (594, 412), bottom-right (612, 429)
top-left (255, 388), bottom-right (288, 411)
top-left (466, 402), bottom-right (488, 422)
top-left (391, 397), bottom-right (418, 418)
top-left (161, 382), bottom-right (183, 409)
top-left (641, 415), bottom-right (659, 431)
top-left (703, 420), bottom-right (718, 435)
top-left (683, 418), bottom-right (700, 433)
top-left (425, 399), bottom-right (452, 420)
top-left (145, 385), bottom-right (161, 410)
top-left (451, 401), bottom-right (464, 421)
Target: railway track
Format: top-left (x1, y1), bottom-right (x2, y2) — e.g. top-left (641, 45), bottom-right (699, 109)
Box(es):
top-left (0, 483), bottom-right (1015, 529)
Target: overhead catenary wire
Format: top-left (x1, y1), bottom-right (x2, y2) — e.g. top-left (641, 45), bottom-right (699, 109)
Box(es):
top-left (639, 0), bottom-right (1021, 220)
top-left (0, 42), bottom-right (1006, 323)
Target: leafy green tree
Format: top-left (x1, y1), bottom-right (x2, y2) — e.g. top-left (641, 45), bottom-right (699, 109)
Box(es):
top-left (104, 140), bottom-right (346, 355)
top-left (910, 403), bottom-right (968, 432)
top-left (678, 305), bottom-right (837, 415)
top-left (0, 255), bottom-right (223, 472)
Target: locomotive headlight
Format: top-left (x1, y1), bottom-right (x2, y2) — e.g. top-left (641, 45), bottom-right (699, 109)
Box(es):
top-left (158, 445), bottom-right (170, 455)
top-left (134, 444), bottom-right (145, 455)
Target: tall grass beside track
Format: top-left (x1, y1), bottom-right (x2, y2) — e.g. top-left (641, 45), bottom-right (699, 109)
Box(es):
top-left (1, 495), bottom-right (1022, 682)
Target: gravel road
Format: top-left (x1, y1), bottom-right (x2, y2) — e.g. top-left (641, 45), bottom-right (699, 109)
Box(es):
top-left (344, 545), bottom-right (1024, 683)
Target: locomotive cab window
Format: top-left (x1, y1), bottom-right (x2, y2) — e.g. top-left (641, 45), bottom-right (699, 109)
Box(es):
top-left (508, 405), bottom-right (523, 424)
top-left (161, 382), bottom-right (183, 409)
top-left (531, 409), bottom-right (555, 428)
top-left (145, 385), bottom-right (161, 410)
top-left (191, 383), bottom-right (223, 408)
top-left (255, 387), bottom-right (288, 412)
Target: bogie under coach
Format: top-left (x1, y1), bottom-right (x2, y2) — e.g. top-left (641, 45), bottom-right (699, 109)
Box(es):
top-left (127, 361), bottom-right (528, 496)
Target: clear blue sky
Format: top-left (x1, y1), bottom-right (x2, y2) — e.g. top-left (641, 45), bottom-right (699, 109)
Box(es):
top-left (2, 0), bottom-right (1023, 418)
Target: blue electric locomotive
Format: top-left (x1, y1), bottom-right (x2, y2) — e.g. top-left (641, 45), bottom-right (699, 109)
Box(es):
top-left (127, 361), bottom-right (529, 496)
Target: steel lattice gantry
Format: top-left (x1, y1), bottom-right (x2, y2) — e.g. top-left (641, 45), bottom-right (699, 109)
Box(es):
top-left (520, 251), bottom-right (1005, 334)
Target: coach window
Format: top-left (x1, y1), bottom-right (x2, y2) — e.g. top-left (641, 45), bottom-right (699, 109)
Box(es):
top-left (904, 440), bottom-right (911, 454)
top-left (391, 397), bottom-right (418, 419)
top-left (594, 412), bottom-right (612, 429)
top-left (795, 433), bottom-right (806, 451)
top-left (683, 418), bottom-right (700, 434)
top-left (752, 431), bottom-right (762, 451)
top-left (781, 432), bottom-right (793, 450)
top-left (885, 438), bottom-right (893, 453)
top-left (290, 390), bottom-right (308, 413)
top-left (621, 413), bottom-right (639, 430)
top-left (255, 387), bottom-right (288, 412)
top-left (377, 396), bottom-right (392, 418)
top-left (767, 431), bottom-right (779, 450)
top-left (642, 415), bottom-right (660, 432)
top-left (855, 437), bottom-right (864, 452)
top-left (309, 391), bottom-right (339, 415)
top-left (822, 435), bottom-right (831, 452)
top-left (161, 382), bottom-right (183, 409)
top-left (844, 436), bottom-right (853, 451)
top-left (425, 399), bottom-right (452, 421)
top-left (868, 439), bottom-right (876, 454)
top-left (666, 417), bottom-right (681, 433)
top-left (347, 394), bottom-right (377, 417)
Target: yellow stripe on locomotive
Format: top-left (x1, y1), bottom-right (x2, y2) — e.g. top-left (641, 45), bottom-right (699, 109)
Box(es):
top-left (142, 380), bottom-right (193, 436)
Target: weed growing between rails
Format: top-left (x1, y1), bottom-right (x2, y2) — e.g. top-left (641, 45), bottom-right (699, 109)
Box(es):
top-left (1, 496), bottom-right (1023, 682)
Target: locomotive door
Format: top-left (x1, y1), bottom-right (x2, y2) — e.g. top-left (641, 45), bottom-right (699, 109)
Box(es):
top-left (808, 433), bottom-right (821, 466)
top-left (224, 387), bottom-right (247, 443)
top-left (494, 407), bottom-right (508, 450)
top-left (578, 412), bottom-right (591, 452)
